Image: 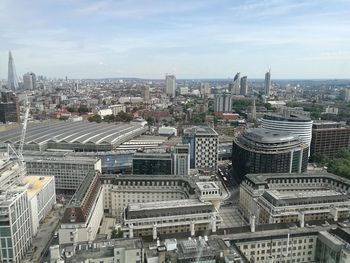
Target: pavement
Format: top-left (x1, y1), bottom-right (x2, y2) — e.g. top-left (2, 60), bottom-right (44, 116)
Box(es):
top-left (25, 205), bottom-right (64, 263)
top-left (99, 217), bottom-right (116, 238)
top-left (219, 207), bottom-right (248, 228)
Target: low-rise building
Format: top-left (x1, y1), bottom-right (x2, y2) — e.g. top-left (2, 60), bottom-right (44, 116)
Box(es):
top-left (59, 171), bottom-right (104, 245)
top-left (22, 176), bottom-right (56, 236)
top-left (240, 172), bottom-right (350, 225)
top-left (25, 156), bottom-right (101, 194)
top-left (311, 121), bottom-right (350, 158)
top-left (121, 198), bottom-right (221, 239)
top-left (50, 238), bottom-right (143, 263)
top-left (101, 175), bottom-right (197, 221)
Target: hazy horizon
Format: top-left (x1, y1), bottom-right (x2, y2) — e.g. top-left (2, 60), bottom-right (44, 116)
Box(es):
top-left (1, 0), bottom-right (350, 79)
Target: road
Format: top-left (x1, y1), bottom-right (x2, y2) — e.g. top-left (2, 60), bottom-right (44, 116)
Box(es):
top-left (218, 163), bottom-right (240, 206)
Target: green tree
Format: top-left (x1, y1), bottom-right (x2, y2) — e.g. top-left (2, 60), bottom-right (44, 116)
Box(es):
top-left (88, 114), bottom-right (102, 123)
top-left (146, 117), bottom-right (155, 126)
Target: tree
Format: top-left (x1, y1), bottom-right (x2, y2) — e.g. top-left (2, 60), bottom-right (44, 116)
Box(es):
top-left (88, 114), bottom-right (102, 123)
top-left (146, 117), bottom-right (155, 126)
top-left (78, 105), bottom-right (90, 114)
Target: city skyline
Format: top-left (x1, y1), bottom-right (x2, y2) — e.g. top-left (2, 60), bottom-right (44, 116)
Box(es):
top-left (0, 0), bottom-right (350, 79)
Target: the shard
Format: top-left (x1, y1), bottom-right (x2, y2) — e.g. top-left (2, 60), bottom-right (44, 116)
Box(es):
top-left (7, 51), bottom-right (19, 91)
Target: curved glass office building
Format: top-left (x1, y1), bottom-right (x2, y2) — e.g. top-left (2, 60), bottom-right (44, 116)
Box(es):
top-left (232, 128), bottom-right (309, 180)
top-left (261, 113), bottom-right (313, 148)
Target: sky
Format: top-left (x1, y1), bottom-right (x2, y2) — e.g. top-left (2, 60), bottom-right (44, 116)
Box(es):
top-left (0, 0), bottom-right (350, 79)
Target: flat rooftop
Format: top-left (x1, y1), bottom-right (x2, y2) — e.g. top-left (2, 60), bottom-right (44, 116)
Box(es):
top-left (266, 189), bottom-right (342, 200)
top-left (184, 126), bottom-right (218, 136)
top-left (128, 198), bottom-right (210, 211)
top-left (243, 128), bottom-right (298, 143)
top-left (244, 172), bottom-right (350, 186)
top-left (197, 182), bottom-right (220, 191)
top-left (263, 113), bottom-right (311, 122)
top-left (22, 176), bottom-right (53, 198)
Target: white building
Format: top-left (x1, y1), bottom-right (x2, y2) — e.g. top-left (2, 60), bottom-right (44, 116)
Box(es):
top-left (165, 75), bottom-right (176, 97)
top-left (59, 172), bottom-right (104, 245)
top-left (110, 104), bottom-right (126, 115)
top-left (102, 176), bottom-right (196, 221)
top-left (23, 72), bottom-right (36, 90)
top-left (22, 176), bottom-right (56, 236)
top-left (158, 126), bottom-right (177, 136)
top-left (0, 186), bottom-right (32, 263)
top-left (344, 88), bottom-right (350, 102)
top-left (97, 108), bottom-right (113, 119)
top-left (121, 198), bottom-right (221, 239)
top-left (118, 97), bottom-right (143, 104)
top-left (179, 86), bottom-right (189, 95)
top-left (183, 126), bottom-right (219, 171)
top-left (25, 156), bottom-right (101, 194)
top-left (262, 113), bottom-right (313, 149)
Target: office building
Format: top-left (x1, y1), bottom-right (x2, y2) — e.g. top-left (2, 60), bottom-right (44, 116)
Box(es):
top-left (0, 91), bottom-right (19, 123)
top-left (232, 226), bottom-right (318, 263)
top-left (200, 83), bottom-right (211, 96)
top-left (262, 113), bottom-right (313, 148)
top-left (173, 143), bottom-right (190, 176)
top-left (311, 121), bottom-right (350, 158)
top-left (165, 74), bottom-right (176, 97)
top-left (316, 228), bottom-right (350, 263)
top-left (240, 172), bottom-right (350, 225)
top-left (240, 76), bottom-right (248, 96)
top-left (59, 171), bottom-right (104, 245)
top-left (183, 126), bottom-right (219, 170)
top-left (101, 175), bottom-right (196, 220)
top-left (25, 155), bottom-right (101, 194)
top-left (230, 72), bottom-right (240, 95)
top-left (143, 86), bottom-right (150, 102)
top-left (132, 153), bottom-right (173, 175)
top-left (265, 70), bottom-right (271, 96)
top-left (132, 144), bottom-right (190, 176)
top-left (214, 93), bottom-right (232, 113)
top-left (344, 88), bottom-right (350, 102)
top-left (50, 238), bottom-right (143, 263)
top-left (0, 186), bottom-right (32, 263)
top-left (23, 72), bottom-right (36, 90)
top-left (121, 198), bottom-right (221, 239)
top-left (7, 51), bottom-right (19, 91)
top-left (232, 128), bottom-right (308, 180)
top-left (22, 176), bottom-right (56, 236)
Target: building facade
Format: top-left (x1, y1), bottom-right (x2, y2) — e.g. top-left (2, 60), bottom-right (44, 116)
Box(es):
top-left (240, 76), bottom-right (248, 96)
top-left (239, 172), bottom-right (350, 225)
top-left (165, 74), bottom-right (176, 97)
top-left (264, 70), bottom-right (271, 96)
top-left (0, 187), bottom-right (32, 263)
top-left (23, 72), bottom-right (36, 90)
top-left (183, 126), bottom-right (219, 171)
top-left (25, 156), bottom-right (101, 194)
top-left (232, 128), bottom-right (308, 180)
top-left (59, 171), bottom-right (104, 245)
top-left (311, 121), bottom-right (350, 158)
top-left (214, 93), bottom-right (232, 113)
top-left (121, 199), bottom-right (221, 239)
top-left (101, 175), bottom-right (196, 221)
top-left (262, 113), bottom-right (313, 149)
top-left (0, 91), bottom-right (19, 124)
top-left (22, 176), bottom-right (56, 236)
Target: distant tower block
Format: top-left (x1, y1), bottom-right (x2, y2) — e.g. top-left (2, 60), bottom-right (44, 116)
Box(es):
top-left (7, 51), bottom-right (19, 91)
top-left (265, 69), bottom-right (271, 97)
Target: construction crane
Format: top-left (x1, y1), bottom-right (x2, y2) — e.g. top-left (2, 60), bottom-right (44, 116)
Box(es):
top-left (7, 93), bottom-right (30, 165)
